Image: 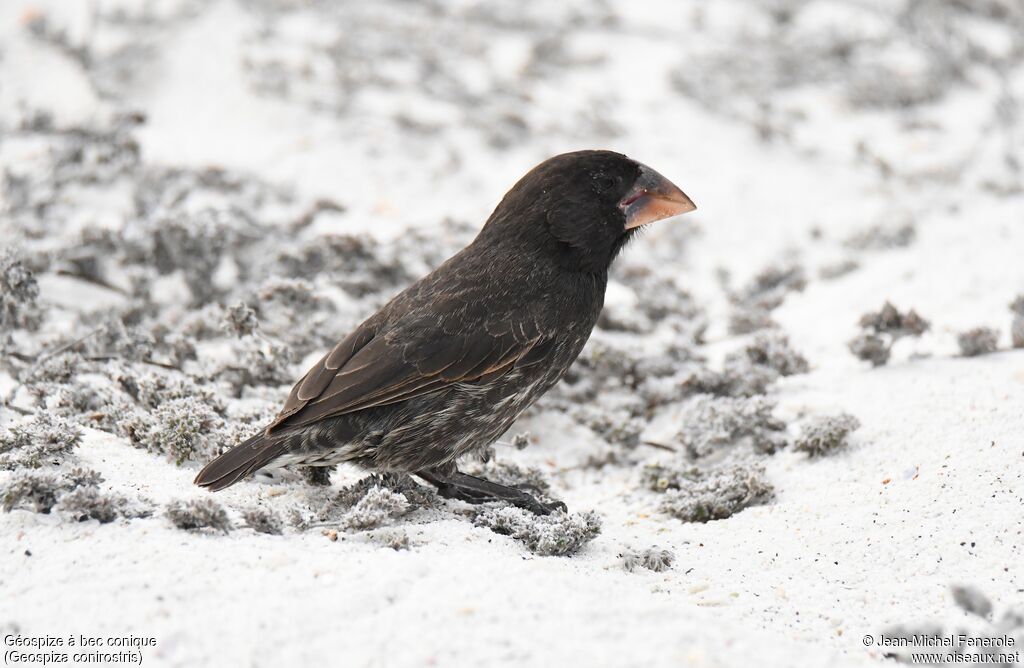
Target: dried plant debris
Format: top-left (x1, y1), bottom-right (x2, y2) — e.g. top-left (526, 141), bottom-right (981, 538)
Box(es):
top-left (318, 474), bottom-right (436, 527)
top-left (0, 414), bottom-right (82, 470)
top-left (793, 413), bottom-right (861, 457)
top-left (599, 267), bottom-right (706, 338)
top-left (675, 396), bottom-right (788, 458)
top-left (233, 2), bottom-right (621, 149)
top-left (728, 304), bottom-right (778, 336)
top-left (727, 263), bottom-right (807, 335)
top-left (56, 486), bottom-right (153, 523)
top-left (567, 407), bottom-right (646, 450)
top-left (559, 338), bottom-right (699, 401)
top-left (849, 302), bottom-right (930, 366)
top-left (818, 259), bottom-right (859, 280)
top-left (848, 333), bottom-right (892, 367)
top-left (621, 547), bottom-right (675, 573)
top-left (221, 302), bottom-right (259, 338)
top-left (341, 487), bottom-right (411, 530)
top-left (641, 461), bottom-right (703, 494)
top-left (549, 337), bottom-right (704, 436)
top-left (0, 109), bottom-right (474, 487)
top-left (738, 264), bottom-right (808, 309)
top-left (147, 212), bottom-right (231, 305)
top-left (2, 470), bottom-right (73, 513)
top-left (681, 354), bottom-right (778, 399)
top-left (859, 302), bottom-right (930, 338)
top-left (474, 507), bottom-right (601, 557)
top-left (676, 331), bottom-right (808, 401)
top-left (242, 506), bottom-right (284, 535)
top-left (0, 249), bottom-right (41, 331)
top-left (670, 0), bottom-right (1024, 142)
top-left (741, 331), bottom-right (810, 377)
top-left (165, 498), bottom-right (233, 533)
top-left (957, 327), bottom-right (1000, 357)
top-left (843, 222), bottom-right (916, 251)
top-left (656, 460), bottom-right (774, 523)
top-left (143, 398), bottom-right (224, 465)
top-left (2, 467), bottom-right (150, 522)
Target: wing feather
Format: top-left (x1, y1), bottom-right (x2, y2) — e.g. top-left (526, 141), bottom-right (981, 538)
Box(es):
top-left (267, 312), bottom-right (547, 433)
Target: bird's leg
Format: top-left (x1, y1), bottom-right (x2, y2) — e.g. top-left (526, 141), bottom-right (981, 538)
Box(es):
top-left (416, 469), bottom-right (495, 504)
top-left (416, 469), bottom-right (567, 516)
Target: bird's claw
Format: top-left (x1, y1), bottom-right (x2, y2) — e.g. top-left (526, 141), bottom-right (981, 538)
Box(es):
top-left (517, 497), bottom-right (567, 516)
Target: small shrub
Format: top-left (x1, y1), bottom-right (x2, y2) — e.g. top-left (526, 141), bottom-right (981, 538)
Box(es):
top-left (622, 547), bottom-right (675, 573)
top-left (221, 302), bottom-right (259, 337)
top-left (793, 413), bottom-right (861, 457)
top-left (741, 331), bottom-right (809, 376)
top-left (676, 396), bottom-right (787, 458)
top-left (242, 506), bottom-right (284, 535)
top-left (474, 507), bottom-right (601, 557)
top-left (957, 327), bottom-right (999, 357)
top-left (319, 474), bottom-right (435, 523)
top-left (736, 263), bottom-right (807, 308)
top-left (859, 302), bottom-right (930, 337)
top-left (0, 414), bottom-right (82, 470)
top-left (1, 470), bottom-right (66, 513)
top-left (57, 487), bottom-right (152, 523)
top-left (728, 304), bottom-right (775, 335)
top-left (818, 259), bottom-right (859, 280)
top-left (0, 467), bottom-right (138, 521)
top-left (165, 498), bottom-right (232, 533)
top-left (659, 461), bottom-right (773, 523)
top-left (682, 356), bottom-right (779, 398)
top-left (843, 223), bottom-right (916, 250)
top-left (849, 302), bottom-right (930, 366)
top-left (848, 332), bottom-right (892, 367)
top-left (0, 249), bottom-right (41, 330)
top-left (342, 487), bottom-right (410, 530)
top-left (726, 263), bottom-right (806, 335)
top-left (145, 398), bottom-right (223, 465)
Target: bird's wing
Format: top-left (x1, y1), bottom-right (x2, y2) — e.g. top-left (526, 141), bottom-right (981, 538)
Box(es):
top-left (267, 300), bottom-right (553, 433)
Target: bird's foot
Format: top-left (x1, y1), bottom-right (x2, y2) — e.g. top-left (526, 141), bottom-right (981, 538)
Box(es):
top-left (416, 469), bottom-right (566, 516)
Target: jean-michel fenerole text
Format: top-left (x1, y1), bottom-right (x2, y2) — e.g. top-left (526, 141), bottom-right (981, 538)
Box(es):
top-left (878, 633), bottom-right (1015, 648)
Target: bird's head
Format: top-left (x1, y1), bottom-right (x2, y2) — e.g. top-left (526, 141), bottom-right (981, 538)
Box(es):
top-left (479, 150), bottom-right (696, 274)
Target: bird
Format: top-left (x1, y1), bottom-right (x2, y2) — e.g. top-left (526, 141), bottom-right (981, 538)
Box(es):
top-left (194, 150), bottom-right (695, 513)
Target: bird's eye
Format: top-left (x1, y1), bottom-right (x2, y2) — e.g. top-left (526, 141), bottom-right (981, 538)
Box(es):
top-left (594, 174), bottom-right (617, 193)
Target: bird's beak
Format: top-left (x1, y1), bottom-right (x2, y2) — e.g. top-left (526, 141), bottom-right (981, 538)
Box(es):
top-left (619, 164), bottom-right (696, 231)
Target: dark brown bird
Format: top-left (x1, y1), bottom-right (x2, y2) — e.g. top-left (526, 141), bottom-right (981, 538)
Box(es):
top-left (195, 150), bottom-right (694, 513)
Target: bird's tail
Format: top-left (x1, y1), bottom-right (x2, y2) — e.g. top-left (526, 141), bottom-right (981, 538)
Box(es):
top-left (194, 431), bottom-right (289, 492)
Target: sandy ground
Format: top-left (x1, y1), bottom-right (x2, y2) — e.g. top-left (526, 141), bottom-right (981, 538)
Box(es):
top-left (2, 1), bottom-right (1023, 666)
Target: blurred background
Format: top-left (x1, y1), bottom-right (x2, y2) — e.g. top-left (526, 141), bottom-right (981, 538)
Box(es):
top-left (2, 0), bottom-right (1022, 330)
